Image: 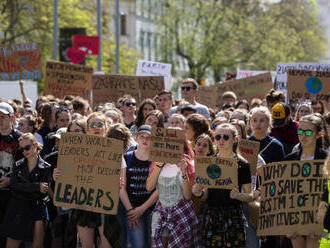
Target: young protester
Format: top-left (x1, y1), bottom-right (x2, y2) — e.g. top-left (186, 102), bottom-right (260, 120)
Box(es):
top-left (156, 90), bottom-right (173, 126)
top-left (104, 109), bottom-right (124, 125)
top-left (0, 102), bottom-right (23, 247)
top-left (169, 78), bottom-right (210, 120)
top-left (311, 100), bottom-right (325, 115)
top-left (265, 89), bottom-right (285, 111)
top-left (130, 99), bottom-right (157, 134)
top-left (71, 97), bottom-right (88, 116)
top-left (146, 131), bottom-right (202, 247)
top-left (37, 103), bottom-right (57, 141)
top-left (122, 96), bottom-right (137, 129)
top-left (220, 91), bottom-right (237, 109)
top-left (18, 115), bottom-right (43, 146)
top-left (167, 114), bottom-right (186, 130)
top-left (194, 133), bottom-right (215, 157)
top-left (2, 133), bottom-right (51, 248)
top-left (248, 106), bottom-right (286, 163)
top-left (180, 104), bottom-right (197, 118)
top-left (210, 116), bottom-right (228, 131)
top-left (120, 125), bottom-right (158, 248)
top-left (230, 108), bottom-right (248, 124)
top-left (235, 99), bottom-right (250, 111)
top-left (144, 110), bottom-right (164, 129)
top-left (193, 123), bottom-right (252, 247)
top-left (286, 113), bottom-right (329, 248)
top-left (185, 113), bottom-right (211, 148)
top-left (294, 103), bottom-right (313, 121)
top-left (270, 103), bottom-right (299, 155)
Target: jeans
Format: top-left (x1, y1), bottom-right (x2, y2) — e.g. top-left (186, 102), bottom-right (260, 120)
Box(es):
top-left (118, 201), bottom-right (128, 248)
top-left (126, 210), bottom-right (152, 248)
top-left (242, 202), bottom-right (260, 248)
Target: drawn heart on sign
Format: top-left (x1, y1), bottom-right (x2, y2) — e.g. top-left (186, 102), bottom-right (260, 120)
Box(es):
top-left (66, 47), bottom-right (85, 64)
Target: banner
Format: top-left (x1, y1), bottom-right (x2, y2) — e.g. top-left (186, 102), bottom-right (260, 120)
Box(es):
top-left (274, 62), bottom-right (330, 95)
top-left (44, 61), bottom-right (93, 100)
top-left (0, 43), bottom-right (42, 81)
top-left (217, 73), bottom-right (273, 105)
top-left (59, 28), bottom-right (86, 64)
top-left (238, 139), bottom-right (260, 175)
top-left (196, 84), bottom-right (219, 109)
top-left (92, 74), bottom-right (164, 106)
top-left (54, 133), bottom-right (123, 214)
top-left (136, 60), bottom-right (172, 89)
top-left (73, 35), bottom-right (100, 55)
top-left (287, 69), bottom-right (330, 102)
top-left (257, 160), bottom-right (326, 236)
top-left (149, 127), bottom-right (185, 164)
top-left (195, 156), bottom-right (238, 189)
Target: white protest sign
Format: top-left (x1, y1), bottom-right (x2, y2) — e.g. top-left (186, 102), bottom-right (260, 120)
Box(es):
top-left (274, 62), bottom-right (330, 96)
top-left (136, 60), bottom-right (172, 89)
top-left (237, 69), bottom-right (276, 82)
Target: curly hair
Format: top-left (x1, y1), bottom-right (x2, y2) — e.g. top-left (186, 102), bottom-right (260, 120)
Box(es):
top-left (144, 110), bottom-right (164, 128)
top-left (186, 113), bottom-right (211, 142)
top-left (135, 98), bottom-right (157, 128)
top-left (106, 123), bottom-right (132, 151)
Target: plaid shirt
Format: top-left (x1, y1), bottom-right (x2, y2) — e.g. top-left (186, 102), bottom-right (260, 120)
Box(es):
top-left (153, 199), bottom-right (202, 248)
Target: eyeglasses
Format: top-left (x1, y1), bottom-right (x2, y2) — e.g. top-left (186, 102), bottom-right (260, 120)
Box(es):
top-left (89, 122), bottom-right (105, 129)
top-left (181, 86), bottom-right (196, 91)
top-left (297, 129), bottom-right (313, 136)
top-left (215, 134), bottom-right (230, 141)
top-left (125, 102), bottom-right (136, 107)
top-left (20, 144), bottom-right (33, 151)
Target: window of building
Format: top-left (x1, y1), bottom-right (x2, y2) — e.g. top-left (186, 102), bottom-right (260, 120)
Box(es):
top-left (120, 14), bottom-right (127, 36)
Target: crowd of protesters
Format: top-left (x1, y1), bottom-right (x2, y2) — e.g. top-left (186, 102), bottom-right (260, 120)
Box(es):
top-left (0, 77), bottom-right (329, 248)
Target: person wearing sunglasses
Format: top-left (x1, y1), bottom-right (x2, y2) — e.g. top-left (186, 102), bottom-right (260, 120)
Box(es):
top-left (169, 78), bottom-right (210, 121)
top-left (285, 113), bottom-right (329, 248)
top-left (122, 96), bottom-right (137, 129)
top-left (193, 123), bottom-right (252, 247)
top-left (2, 133), bottom-right (51, 248)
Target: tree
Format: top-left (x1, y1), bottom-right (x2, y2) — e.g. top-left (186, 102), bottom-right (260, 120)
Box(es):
top-left (157, 0), bottom-right (327, 83)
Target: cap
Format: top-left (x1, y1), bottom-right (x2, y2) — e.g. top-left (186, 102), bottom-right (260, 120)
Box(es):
top-left (0, 102), bottom-right (14, 115)
top-left (137, 125), bottom-right (151, 135)
top-left (51, 128), bottom-right (67, 139)
top-left (272, 103), bottom-right (290, 127)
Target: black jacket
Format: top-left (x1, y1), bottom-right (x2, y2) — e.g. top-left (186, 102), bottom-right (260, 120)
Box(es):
top-left (10, 156), bottom-right (52, 201)
top-left (285, 144), bottom-right (328, 161)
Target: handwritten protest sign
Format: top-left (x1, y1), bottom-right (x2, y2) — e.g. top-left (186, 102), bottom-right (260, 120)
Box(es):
top-left (0, 43), bottom-right (42, 81)
top-left (257, 160), bottom-right (326, 236)
top-left (274, 62), bottom-right (330, 96)
top-left (287, 69), bottom-right (330, 102)
top-left (195, 157), bottom-right (238, 189)
top-left (196, 84), bottom-right (218, 109)
top-left (92, 74), bottom-right (164, 106)
top-left (236, 70), bottom-right (269, 79)
top-left (149, 127), bottom-right (185, 164)
top-left (44, 61), bottom-right (93, 100)
top-left (54, 133), bottom-right (123, 214)
top-left (217, 73), bottom-right (273, 105)
top-left (238, 139), bottom-right (260, 175)
top-left (136, 60), bottom-right (172, 89)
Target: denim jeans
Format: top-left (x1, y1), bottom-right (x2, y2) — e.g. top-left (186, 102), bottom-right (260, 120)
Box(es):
top-left (242, 202), bottom-right (260, 248)
top-left (118, 201), bottom-right (128, 248)
top-left (126, 210), bottom-right (152, 248)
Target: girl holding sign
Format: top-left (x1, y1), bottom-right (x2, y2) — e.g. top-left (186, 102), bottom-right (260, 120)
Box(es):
top-left (285, 113), bottom-right (329, 248)
top-left (146, 129), bottom-right (202, 247)
top-left (193, 123), bottom-right (253, 248)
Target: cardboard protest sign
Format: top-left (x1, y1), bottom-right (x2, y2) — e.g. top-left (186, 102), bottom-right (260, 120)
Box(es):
top-left (0, 43), bottom-right (42, 81)
top-left (92, 75), bottom-right (140, 106)
top-left (195, 156), bottom-right (238, 189)
top-left (257, 160), bottom-right (326, 236)
top-left (92, 75), bottom-right (164, 107)
top-left (238, 139), bottom-right (260, 175)
top-left (54, 133), bottom-right (123, 214)
top-left (136, 60), bottom-right (172, 89)
top-left (196, 84), bottom-right (219, 109)
top-left (44, 61), bottom-right (93, 100)
top-left (217, 73), bottom-right (273, 105)
top-left (274, 62), bottom-right (330, 95)
top-left (287, 69), bottom-right (330, 102)
top-left (149, 127), bottom-right (185, 164)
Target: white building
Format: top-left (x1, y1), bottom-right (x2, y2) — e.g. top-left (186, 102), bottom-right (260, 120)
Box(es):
top-left (317, 0), bottom-right (330, 63)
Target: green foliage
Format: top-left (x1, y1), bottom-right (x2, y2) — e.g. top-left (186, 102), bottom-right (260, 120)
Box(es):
top-left (0, 0), bottom-right (140, 91)
top-left (158, 0), bottom-right (327, 82)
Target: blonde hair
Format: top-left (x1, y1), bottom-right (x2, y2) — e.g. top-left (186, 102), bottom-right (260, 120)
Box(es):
top-left (18, 133), bottom-right (42, 151)
top-left (249, 106), bottom-right (272, 133)
top-left (215, 123), bottom-right (238, 138)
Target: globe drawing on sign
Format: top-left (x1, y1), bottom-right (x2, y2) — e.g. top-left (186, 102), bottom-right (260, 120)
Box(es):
top-left (298, 195), bottom-right (304, 207)
top-left (302, 163), bottom-right (311, 177)
top-left (207, 164), bottom-right (221, 179)
top-left (305, 76), bottom-right (322, 94)
top-left (269, 183), bottom-right (276, 197)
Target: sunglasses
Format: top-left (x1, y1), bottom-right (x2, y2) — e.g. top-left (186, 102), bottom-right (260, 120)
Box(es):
top-left (181, 86), bottom-right (196, 91)
top-left (125, 102), bottom-right (136, 107)
top-left (20, 144), bottom-right (33, 151)
top-left (215, 134), bottom-right (230, 141)
top-left (89, 122), bottom-right (105, 129)
top-left (297, 129), bottom-right (313, 136)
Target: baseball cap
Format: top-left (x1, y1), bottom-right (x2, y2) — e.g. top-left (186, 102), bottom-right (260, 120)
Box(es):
top-left (137, 125), bottom-right (151, 135)
top-left (272, 103), bottom-right (290, 127)
top-left (51, 127), bottom-right (67, 139)
top-left (0, 102), bottom-right (14, 115)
